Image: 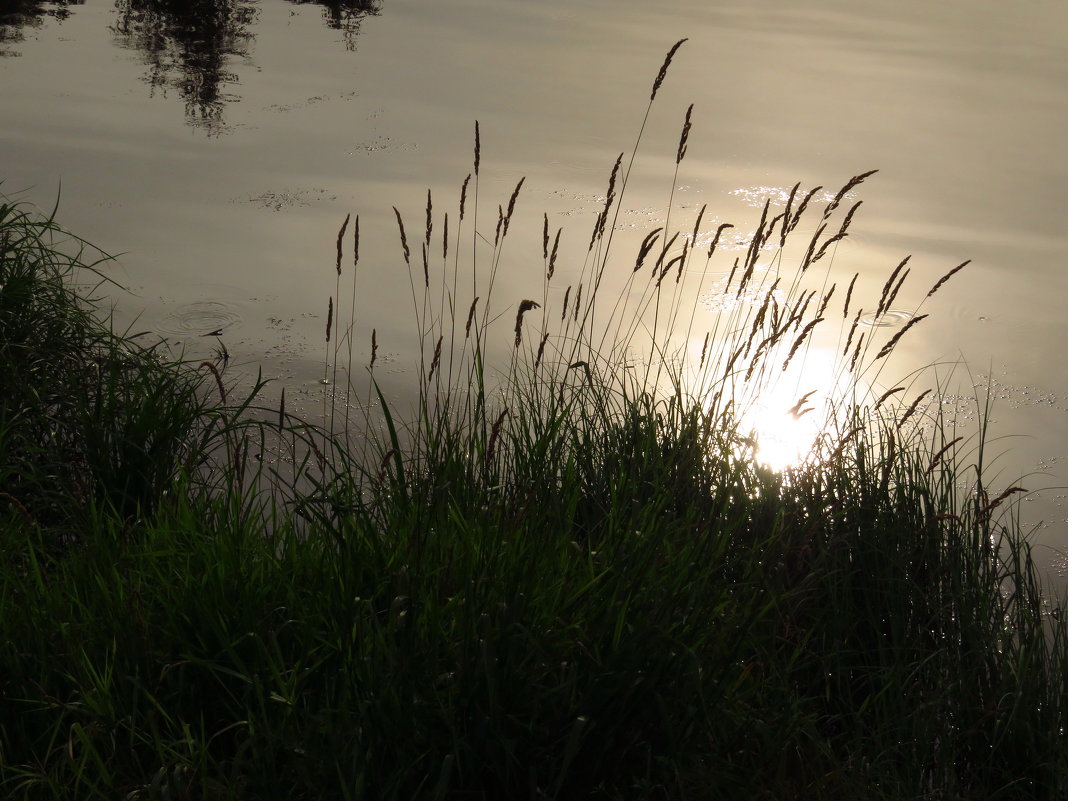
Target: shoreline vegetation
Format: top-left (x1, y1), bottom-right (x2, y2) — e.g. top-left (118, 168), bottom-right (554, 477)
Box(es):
top-left (3, 43), bottom-right (1067, 800)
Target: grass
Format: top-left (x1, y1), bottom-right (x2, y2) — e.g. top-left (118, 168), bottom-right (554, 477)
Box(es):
top-left (2, 43), bottom-right (1067, 800)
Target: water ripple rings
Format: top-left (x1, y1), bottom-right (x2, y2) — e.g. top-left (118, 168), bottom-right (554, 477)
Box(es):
top-left (858, 309), bottom-right (914, 328)
top-left (157, 301), bottom-right (243, 337)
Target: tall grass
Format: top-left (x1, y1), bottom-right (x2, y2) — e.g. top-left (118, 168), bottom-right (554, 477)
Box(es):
top-left (2, 42), bottom-right (1067, 800)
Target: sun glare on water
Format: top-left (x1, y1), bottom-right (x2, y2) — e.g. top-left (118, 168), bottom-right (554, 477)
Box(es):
top-left (737, 349), bottom-right (851, 472)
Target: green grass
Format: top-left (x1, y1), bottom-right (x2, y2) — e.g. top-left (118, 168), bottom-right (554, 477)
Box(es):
top-left (2, 44), bottom-right (1067, 800)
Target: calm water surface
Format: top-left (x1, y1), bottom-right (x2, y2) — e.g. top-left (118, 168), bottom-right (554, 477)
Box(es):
top-left (3, 0), bottom-right (1068, 581)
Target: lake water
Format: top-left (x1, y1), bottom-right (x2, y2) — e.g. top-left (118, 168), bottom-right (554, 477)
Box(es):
top-left (3, 0), bottom-right (1068, 584)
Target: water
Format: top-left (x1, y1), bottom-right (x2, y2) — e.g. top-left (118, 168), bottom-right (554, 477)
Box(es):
top-left (3, 0), bottom-right (1068, 583)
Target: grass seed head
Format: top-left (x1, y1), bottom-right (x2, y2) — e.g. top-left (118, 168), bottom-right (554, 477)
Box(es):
top-left (535, 332), bottom-right (549, 368)
top-left (881, 267), bottom-right (910, 316)
top-left (514, 299), bottom-right (541, 347)
top-left (780, 181), bottom-right (800, 247)
top-left (979, 486), bottom-right (1028, 520)
top-left (676, 103), bottom-right (694, 164)
top-left (824, 169), bottom-right (878, 219)
top-left (465, 297), bottom-right (480, 337)
top-left (843, 307), bottom-right (863, 357)
top-left (588, 154), bottom-right (623, 251)
top-left (897, 388), bottom-right (933, 429)
top-left (927, 259), bottom-right (971, 299)
top-left (651, 38), bottom-right (688, 101)
top-left (428, 335), bottom-right (443, 381)
top-left (503, 177), bottom-right (525, 237)
top-left (843, 272), bottom-right (858, 318)
top-left (708, 222), bottom-right (734, 260)
top-left (199, 361), bottom-right (227, 404)
top-left (877, 256), bottom-right (911, 317)
top-left (425, 189), bottom-right (433, 247)
top-left (635, 227), bottom-right (663, 272)
top-left (816, 283), bottom-right (836, 319)
top-left (690, 203), bottom-right (707, 247)
top-left (486, 407), bottom-right (508, 465)
top-left (548, 228), bottom-right (561, 279)
top-left (393, 207), bottom-right (410, 265)
top-left (849, 332), bottom-right (866, 372)
top-left (927, 436), bottom-right (963, 474)
top-left (783, 317), bottom-right (823, 371)
top-left (874, 386), bottom-right (906, 409)
top-left (787, 185), bottom-right (823, 235)
top-left (336, 213), bottom-right (350, 276)
top-left (459, 174), bottom-right (471, 221)
top-left (874, 313), bottom-right (928, 360)
top-left (474, 120), bottom-right (480, 176)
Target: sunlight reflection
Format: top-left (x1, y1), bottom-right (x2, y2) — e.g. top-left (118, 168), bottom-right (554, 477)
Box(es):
top-left (737, 348), bottom-right (852, 472)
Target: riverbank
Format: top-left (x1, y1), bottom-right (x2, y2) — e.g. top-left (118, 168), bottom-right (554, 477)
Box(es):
top-left (2, 157), bottom-right (1067, 797)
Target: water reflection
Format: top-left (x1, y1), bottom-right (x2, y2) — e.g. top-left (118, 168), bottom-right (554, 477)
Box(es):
top-left (0, 0), bottom-right (84, 57)
top-left (2, 0), bottom-right (380, 128)
top-left (0, 0), bottom-right (382, 130)
top-left (286, 0), bottom-right (380, 50)
top-left (737, 349), bottom-right (851, 472)
top-left (112, 0), bottom-right (259, 133)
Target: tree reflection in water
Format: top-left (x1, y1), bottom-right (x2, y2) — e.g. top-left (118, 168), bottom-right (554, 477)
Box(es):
top-left (287, 0), bottom-right (381, 50)
top-left (1, 0), bottom-right (382, 131)
top-left (0, 1), bottom-right (85, 57)
top-left (112, 0), bottom-right (259, 134)
top-left (112, 0), bottom-right (379, 133)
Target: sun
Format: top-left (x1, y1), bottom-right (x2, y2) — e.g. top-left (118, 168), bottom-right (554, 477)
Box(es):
top-left (736, 348), bottom-right (850, 472)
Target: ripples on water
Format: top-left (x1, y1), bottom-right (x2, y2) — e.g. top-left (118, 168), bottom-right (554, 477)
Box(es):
top-left (858, 308), bottom-right (914, 328)
top-left (156, 301), bottom-right (243, 337)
